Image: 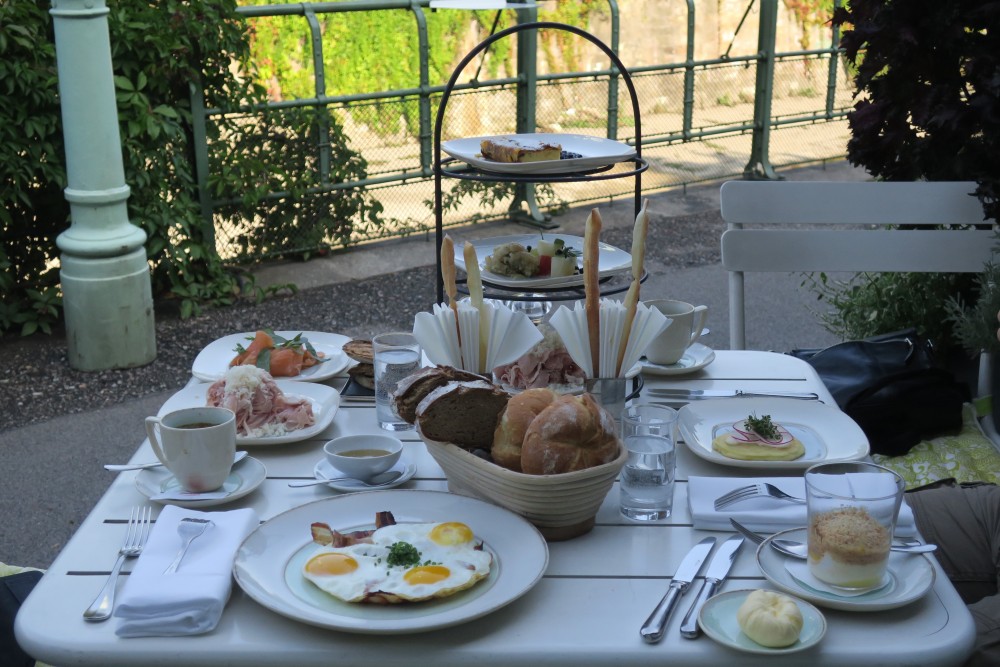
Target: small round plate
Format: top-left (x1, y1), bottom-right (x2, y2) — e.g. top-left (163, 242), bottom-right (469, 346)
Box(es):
top-left (756, 527), bottom-right (936, 611)
top-left (699, 589), bottom-right (826, 655)
top-left (641, 342), bottom-right (715, 376)
top-left (313, 457), bottom-right (416, 492)
top-left (135, 456), bottom-right (267, 508)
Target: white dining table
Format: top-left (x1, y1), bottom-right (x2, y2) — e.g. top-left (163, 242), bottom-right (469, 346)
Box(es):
top-left (16, 350), bottom-right (976, 666)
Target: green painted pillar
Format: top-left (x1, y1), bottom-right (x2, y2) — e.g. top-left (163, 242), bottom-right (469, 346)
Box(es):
top-left (50, 0), bottom-right (156, 370)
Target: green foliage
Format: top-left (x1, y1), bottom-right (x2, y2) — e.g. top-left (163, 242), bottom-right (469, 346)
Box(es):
top-left (946, 234), bottom-right (1000, 356)
top-left (802, 271), bottom-right (977, 352)
top-left (433, 180), bottom-right (567, 225)
top-left (832, 0), bottom-right (1000, 220)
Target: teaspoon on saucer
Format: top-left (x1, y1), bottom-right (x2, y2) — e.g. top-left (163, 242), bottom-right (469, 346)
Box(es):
top-left (730, 519), bottom-right (937, 560)
top-left (106, 450), bottom-right (248, 472)
top-left (288, 469), bottom-right (404, 488)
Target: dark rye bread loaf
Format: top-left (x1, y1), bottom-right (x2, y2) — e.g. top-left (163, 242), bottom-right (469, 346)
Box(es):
top-left (393, 365), bottom-right (488, 424)
top-left (416, 380), bottom-right (510, 451)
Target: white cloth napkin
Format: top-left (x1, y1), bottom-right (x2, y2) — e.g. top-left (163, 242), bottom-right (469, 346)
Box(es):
top-left (114, 505), bottom-right (259, 637)
top-left (413, 301), bottom-right (543, 373)
top-left (688, 475), bottom-right (916, 537)
top-left (548, 300), bottom-right (669, 378)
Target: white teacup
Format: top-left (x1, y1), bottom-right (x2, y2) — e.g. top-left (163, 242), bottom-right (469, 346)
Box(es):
top-left (145, 407), bottom-right (237, 492)
top-left (643, 299), bottom-right (709, 365)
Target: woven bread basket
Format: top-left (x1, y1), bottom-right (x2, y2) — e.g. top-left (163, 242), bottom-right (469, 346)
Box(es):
top-left (422, 434), bottom-right (627, 541)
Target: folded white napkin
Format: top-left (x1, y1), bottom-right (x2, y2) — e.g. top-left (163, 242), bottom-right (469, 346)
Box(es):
top-left (413, 301), bottom-right (543, 373)
top-left (549, 300), bottom-right (669, 377)
top-left (688, 475), bottom-right (916, 537)
top-left (114, 505), bottom-right (259, 637)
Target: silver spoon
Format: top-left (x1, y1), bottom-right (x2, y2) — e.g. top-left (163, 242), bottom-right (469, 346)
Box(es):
top-left (163, 518), bottom-right (213, 574)
top-left (288, 469), bottom-right (403, 488)
top-left (731, 519), bottom-right (937, 560)
top-left (105, 450), bottom-right (248, 472)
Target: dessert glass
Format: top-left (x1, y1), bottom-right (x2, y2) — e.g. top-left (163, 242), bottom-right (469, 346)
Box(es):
top-left (805, 461), bottom-right (905, 590)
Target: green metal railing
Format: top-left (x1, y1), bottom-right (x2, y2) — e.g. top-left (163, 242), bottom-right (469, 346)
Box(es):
top-left (192, 0), bottom-right (851, 261)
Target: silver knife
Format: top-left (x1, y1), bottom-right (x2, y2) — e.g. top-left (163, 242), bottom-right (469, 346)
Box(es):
top-left (639, 536), bottom-right (716, 644)
top-left (679, 534), bottom-right (744, 639)
top-left (647, 389), bottom-right (820, 400)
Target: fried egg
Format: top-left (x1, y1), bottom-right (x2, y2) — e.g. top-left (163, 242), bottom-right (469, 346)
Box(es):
top-left (302, 521), bottom-right (493, 604)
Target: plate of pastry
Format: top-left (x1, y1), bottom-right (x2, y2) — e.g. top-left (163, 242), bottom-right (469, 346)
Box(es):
top-left (442, 133), bottom-right (636, 175)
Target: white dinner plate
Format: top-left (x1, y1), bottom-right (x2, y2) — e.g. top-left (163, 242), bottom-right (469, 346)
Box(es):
top-left (699, 589), bottom-right (826, 655)
top-left (755, 528), bottom-right (936, 611)
top-left (677, 397), bottom-right (870, 470)
top-left (135, 456), bottom-right (266, 508)
top-left (442, 133), bottom-right (636, 175)
top-left (641, 343), bottom-right (716, 376)
top-left (456, 234), bottom-right (631, 289)
top-left (191, 331), bottom-right (351, 383)
top-left (233, 490), bottom-right (549, 634)
top-left (157, 381), bottom-right (340, 445)
top-left (313, 458), bottom-right (417, 492)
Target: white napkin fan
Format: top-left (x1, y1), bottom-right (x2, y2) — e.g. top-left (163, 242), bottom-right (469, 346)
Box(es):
top-left (549, 300), bottom-right (669, 378)
top-left (413, 302), bottom-right (543, 373)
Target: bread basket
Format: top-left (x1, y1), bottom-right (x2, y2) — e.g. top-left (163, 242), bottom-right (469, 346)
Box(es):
top-left (421, 435), bottom-right (628, 541)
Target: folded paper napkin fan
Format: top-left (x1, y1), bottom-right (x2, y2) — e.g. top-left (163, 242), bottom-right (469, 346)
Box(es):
top-left (114, 505), bottom-right (259, 637)
top-left (548, 300), bottom-right (669, 378)
top-left (687, 475), bottom-right (917, 537)
top-left (413, 302), bottom-right (543, 373)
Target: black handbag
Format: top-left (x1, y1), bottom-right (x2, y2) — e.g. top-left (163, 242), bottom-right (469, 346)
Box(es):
top-left (790, 329), bottom-right (970, 456)
top-left (1, 569), bottom-right (42, 667)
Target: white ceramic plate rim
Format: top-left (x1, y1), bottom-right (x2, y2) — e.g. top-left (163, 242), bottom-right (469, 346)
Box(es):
top-left (698, 588), bottom-right (827, 655)
top-left (314, 457), bottom-right (417, 492)
top-left (442, 133), bottom-right (636, 175)
top-left (135, 456), bottom-right (266, 508)
top-left (677, 397), bottom-right (870, 470)
top-left (157, 381), bottom-right (340, 445)
top-left (191, 331), bottom-right (351, 383)
top-left (456, 234), bottom-right (631, 289)
top-left (755, 527), bottom-right (936, 611)
top-left (641, 343), bottom-right (716, 376)
top-left (232, 490), bottom-right (549, 633)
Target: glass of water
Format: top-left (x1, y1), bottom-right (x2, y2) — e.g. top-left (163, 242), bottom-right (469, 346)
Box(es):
top-left (373, 332), bottom-right (422, 431)
top-left (619, 403), bottom-right (678, 521)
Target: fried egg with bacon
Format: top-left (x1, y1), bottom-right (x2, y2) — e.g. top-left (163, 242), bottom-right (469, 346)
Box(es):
top-left (302, 521), bottom-right (493, 603)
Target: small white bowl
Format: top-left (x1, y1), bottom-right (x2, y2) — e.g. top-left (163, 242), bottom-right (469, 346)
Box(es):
top-left (324, 435), bottom-right (402, 480)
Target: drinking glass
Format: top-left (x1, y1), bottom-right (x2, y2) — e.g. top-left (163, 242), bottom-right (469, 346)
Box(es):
top-left (805, 461), bottom-right (905, 590)
top-left (373, 332), bottom-right (422, 431)
top-left (619, 403), bottom-right (678, 521)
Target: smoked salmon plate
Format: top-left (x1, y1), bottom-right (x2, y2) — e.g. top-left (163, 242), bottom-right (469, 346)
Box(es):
top-left (192, 330), bottom-right (351, 383)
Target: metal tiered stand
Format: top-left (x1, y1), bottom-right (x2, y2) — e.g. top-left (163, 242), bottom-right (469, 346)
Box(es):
top-left (432, 21), bottom-right (649, 317)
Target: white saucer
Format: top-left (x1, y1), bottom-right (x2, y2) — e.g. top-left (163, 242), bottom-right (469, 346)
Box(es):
top-left (641, 343), bottom-right (715, 376)
top-left (312, 457), bottom-right (416, 492)
top-left (699, 589), bottom-right (826, 655)
top-left (755, 527), bottom-right (936, 611)
top-left (135, 456), bottom-right (267, 508)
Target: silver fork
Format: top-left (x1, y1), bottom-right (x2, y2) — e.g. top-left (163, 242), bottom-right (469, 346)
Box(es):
top-left (83, 506), bottom-right (152, 622)
top-left (713, 482), bottom-right (806, 510)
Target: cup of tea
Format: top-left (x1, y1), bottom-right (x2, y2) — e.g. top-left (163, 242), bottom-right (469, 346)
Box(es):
top-left (145, 407), bottom-right (237, 493)
top-left (642, 299), bottom-right (709, 366)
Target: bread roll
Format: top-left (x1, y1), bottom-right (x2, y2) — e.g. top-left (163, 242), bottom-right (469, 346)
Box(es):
top-left (491, 388), bottom-right (559, 472)
top-left (521, 393), bottom-right (621, 475)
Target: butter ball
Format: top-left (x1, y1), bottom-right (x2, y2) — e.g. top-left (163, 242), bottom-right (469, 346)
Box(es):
top-left (736, 589), bottom-right (804, 648)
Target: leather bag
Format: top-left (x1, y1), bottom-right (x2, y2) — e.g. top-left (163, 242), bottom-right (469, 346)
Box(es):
top-left (790, 330), bottom-right (970, 456)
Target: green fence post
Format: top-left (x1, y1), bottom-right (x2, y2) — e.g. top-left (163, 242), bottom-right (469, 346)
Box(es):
top-left (744, 0), bottom-right (780, 180)
top-left (49, 0), bottom-right (156, 370)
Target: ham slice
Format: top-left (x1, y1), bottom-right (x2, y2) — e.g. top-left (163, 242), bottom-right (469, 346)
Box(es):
top-left (493, 324), bottom-right (585, 390)
top-left (206, 366), bottom-right (315, 437)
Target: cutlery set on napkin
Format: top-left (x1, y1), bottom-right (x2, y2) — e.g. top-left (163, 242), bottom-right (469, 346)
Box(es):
top-left (111, 505), bottom-right (259, 637)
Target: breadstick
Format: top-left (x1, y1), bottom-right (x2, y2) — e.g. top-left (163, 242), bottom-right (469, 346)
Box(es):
top-left (584, 208), bottom-right (603, 377)
top-left (463, 241), bottom-right (490, 373)
top-left (615, 198), bottom-right (650, 376)
top-left (441, 234), bottom-right (462, 348)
